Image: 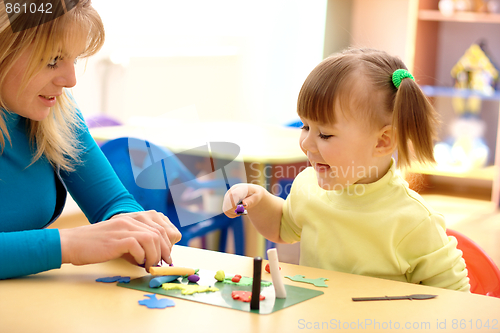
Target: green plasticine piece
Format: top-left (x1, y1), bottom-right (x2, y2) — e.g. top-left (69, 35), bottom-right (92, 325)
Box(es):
top-left (285, 275), bottom-right (328, 287)
top-left (182, 268), bottom-right (200, 278)
top-left (223, 276), bottom-right (272, 287)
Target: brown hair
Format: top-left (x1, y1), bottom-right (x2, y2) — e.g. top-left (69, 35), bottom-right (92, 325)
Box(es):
top-left (297, 48), bottom-right (439, 168)
top-left (0, 0), bottom-right (104, 171)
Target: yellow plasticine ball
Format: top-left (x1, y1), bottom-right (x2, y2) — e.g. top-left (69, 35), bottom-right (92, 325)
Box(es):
top-left (214, 270), bottom-right (225, 282)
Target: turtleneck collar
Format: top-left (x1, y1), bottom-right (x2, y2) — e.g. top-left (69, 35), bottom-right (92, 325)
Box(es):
top-left (325, 158), bottom-right (402, 208)
top-left (1, 109), bottom-right (23, 128)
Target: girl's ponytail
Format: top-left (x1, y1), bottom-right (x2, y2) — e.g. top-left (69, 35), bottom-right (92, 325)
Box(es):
top-left (392, 73), bottom-right (439, 168)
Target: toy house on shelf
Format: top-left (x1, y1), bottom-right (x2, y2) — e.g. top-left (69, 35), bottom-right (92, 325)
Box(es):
top-left (450, 43), bottom-right (498, 98)
top-left (433, 43), bottom-right (498, 172)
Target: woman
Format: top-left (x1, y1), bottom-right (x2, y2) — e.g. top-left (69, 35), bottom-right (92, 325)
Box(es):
top-left (0, 0), bottom-right (181, 280)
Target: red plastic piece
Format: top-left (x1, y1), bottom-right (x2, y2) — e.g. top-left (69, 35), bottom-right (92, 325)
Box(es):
top-left (231, 290), bottom-right (265, 302)
top-left (265, 262), bottom-right (280, 273)
top-left (232, 275), bottom-right (242, 283)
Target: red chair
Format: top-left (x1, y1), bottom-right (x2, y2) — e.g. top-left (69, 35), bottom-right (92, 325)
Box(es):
top-left (446, 229), bottom-right (500, 297)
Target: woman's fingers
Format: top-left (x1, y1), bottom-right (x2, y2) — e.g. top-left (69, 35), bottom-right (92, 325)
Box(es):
top-left (111, 211), bottom-right (180, 265)
top-left (159, 213), bottom-right (182, 244)
top-left (59, 215), bottom-right (172, 269)
top-left (60, 210), bottom-right (182, 270)
top-left (108, 217), bottom-right (163, 269)
top-left (120, 236), bottom-right (147, 265)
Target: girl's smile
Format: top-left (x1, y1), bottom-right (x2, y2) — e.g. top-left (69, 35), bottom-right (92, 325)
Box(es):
top-left (312, 162), bottom-right (331, 173)
top-left (299, 110), bottom-right (386, 191)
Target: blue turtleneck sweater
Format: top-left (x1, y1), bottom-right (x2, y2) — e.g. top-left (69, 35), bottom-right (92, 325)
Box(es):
top-left (0, 109), bottom-right (143, 279)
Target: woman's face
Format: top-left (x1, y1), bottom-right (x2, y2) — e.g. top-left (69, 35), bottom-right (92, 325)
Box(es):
top-left (1, 47), bottom-right (78, 121)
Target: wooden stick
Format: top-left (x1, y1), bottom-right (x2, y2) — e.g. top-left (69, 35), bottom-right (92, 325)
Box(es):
top-left (250, 257), bottom-right (262, 310)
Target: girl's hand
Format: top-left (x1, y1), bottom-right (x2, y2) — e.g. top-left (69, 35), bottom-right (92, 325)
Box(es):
top-left (222, 184), bottom-right (266, 218)
top-left (222, 183), bottom-right (285, 243)
top-left (59, 210), bottom-right (181, 271)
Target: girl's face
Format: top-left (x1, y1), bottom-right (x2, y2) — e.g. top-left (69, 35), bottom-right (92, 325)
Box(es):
top-left (1, 47), bottom-right (78, 121)
top-left (299, 109), bottom-right (382, 191)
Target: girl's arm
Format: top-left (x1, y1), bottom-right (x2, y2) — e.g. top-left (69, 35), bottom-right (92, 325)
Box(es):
top-left (223, 184), bottom-right (286, 243)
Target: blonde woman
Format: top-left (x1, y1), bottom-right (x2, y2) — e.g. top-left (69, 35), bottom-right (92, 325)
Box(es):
top-left (0, 0), bottom-right (181, 279)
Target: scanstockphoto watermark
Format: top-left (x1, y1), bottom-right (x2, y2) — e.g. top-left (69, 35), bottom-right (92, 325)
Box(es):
top-left (3, 0), bottom-right (78, 33)
top-left (128, 138), bottom-right (244, 228)
top-left (248, 162), bottom-right (380, 197)
top-left (297, 318), bottom-right (499, 330)
top-left (298, 318), bottom-right (432, 330)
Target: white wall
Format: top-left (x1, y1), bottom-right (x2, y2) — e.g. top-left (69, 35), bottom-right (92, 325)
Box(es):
top-left (65, 0), bottom-right (328, 216)
top-left (71, 0), bottom-right (328, 126)
top-left (323, 0), bottom-right (353, 58)
top-left (350, 0), bottom-right (417, 69)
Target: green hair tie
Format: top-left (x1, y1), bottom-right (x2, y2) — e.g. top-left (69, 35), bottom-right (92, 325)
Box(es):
top-left (392, 69), bottom-right (414, 89)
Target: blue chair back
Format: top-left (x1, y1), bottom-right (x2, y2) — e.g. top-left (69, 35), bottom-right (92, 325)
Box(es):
top-left (101, 137), bottom-right (169, 213)
top-left (287, 119), bottom-right (303, 128)
top-left (100, 137), bottom-right (245, 255)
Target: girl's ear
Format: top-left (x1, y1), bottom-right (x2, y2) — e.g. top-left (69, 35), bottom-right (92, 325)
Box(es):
top-left (374, 125), bottom-right (397, 157)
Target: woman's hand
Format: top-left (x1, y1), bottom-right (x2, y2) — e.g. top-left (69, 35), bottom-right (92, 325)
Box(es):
top-left (59, 210), bottom-right (181, 271)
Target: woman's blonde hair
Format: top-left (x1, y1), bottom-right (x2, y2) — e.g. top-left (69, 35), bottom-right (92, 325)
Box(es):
top-left (0, 0), bottom-right (104, 171)
top-left (297, 48), bottom-right (439, 169)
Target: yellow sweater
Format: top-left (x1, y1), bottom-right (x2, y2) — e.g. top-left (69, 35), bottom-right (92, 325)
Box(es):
top-left (280, 162), bottom-right (470, 291)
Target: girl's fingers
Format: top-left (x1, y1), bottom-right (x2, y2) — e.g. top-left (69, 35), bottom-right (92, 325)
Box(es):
top-left (222, 185), bottom-right (253, 217)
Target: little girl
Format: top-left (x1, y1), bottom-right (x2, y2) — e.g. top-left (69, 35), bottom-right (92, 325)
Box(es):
top-left (223, 48), bottom-right (470, 291)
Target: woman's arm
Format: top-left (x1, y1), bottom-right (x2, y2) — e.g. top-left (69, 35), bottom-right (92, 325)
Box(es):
top-left (60, 118), bottom-right (144, 222)
top-left (0, 229), bottom-right (61, 279)
top-left (60, 112), bottom-right (181, 268)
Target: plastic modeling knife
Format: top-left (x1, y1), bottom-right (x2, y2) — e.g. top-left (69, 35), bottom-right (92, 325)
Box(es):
top-left (352, 294), bottom-right (438, 302)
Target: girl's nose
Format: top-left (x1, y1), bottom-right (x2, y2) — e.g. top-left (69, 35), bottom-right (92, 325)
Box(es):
top-left (300, 131), bottom-right (317, 154)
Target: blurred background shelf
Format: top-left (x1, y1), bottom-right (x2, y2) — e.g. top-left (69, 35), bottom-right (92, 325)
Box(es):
top-left (419, 9), bottom-right (500, 24)
top-left (348, 0), bottom-right (500, 205)
top-left (421, 85), bottom-right (500, 101)
top-left (407, 164), bottom-right (497, 181)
